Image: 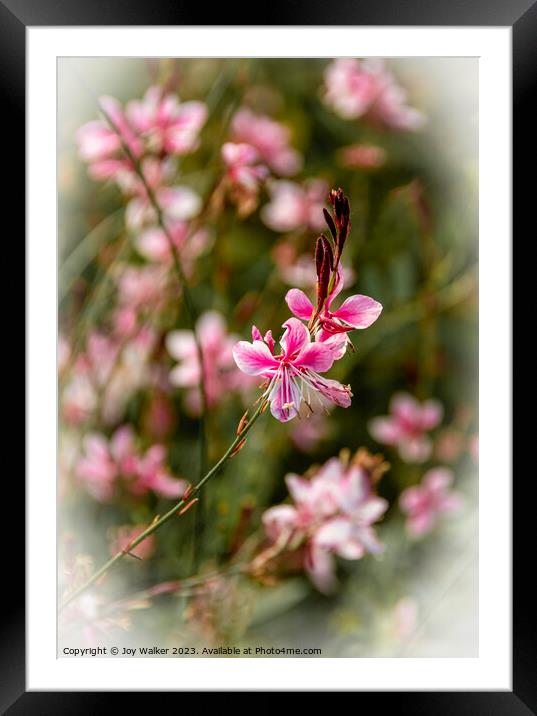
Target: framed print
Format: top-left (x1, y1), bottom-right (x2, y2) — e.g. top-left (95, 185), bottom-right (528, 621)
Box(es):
top-left (8, 0), bottom-right (529, 709)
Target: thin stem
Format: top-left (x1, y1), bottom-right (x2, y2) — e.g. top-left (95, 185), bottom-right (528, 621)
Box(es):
top-left (60, 398), bottom-right (268, 610)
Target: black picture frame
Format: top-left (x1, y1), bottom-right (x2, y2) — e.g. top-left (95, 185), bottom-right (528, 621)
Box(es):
top-left (6, 0), bottom-right (527, 710)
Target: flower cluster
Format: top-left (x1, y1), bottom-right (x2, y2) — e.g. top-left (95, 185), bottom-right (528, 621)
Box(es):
top-left (233, 189), bottom-right (383, 422)
top-left (166, 310), bottom-right (256, 416)
top-left (261, 179), bottom-right (328, 233)
top-left (260, 452), bottom-right (388, 592)
top-left (220, 107), bottom-right (302, 216)
top-left (323, 59), bottom-right (425, 131)
top-left (77, 86), bottom-right (207, 184)
top-left (76, 86), bottom-right (207, 257)
top-left (61, 326), bottom-right (157, 427)
top-left (75, 425), bottom-right (187, 502)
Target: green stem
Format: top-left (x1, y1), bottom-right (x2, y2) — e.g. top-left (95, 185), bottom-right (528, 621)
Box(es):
top-left (60, 398), bottom-right (268, 610)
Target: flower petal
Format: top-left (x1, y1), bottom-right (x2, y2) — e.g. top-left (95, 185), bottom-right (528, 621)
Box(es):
top-left (285, 288), bottom-right (314, 321)
top-left (333, 294), bottom-right (383, 328)
top-left (166, 330), bottom-right (196, 360)
top-left (368, 417), bottom-right (400, 444)
top-left (279, 317), bottom-right (310, 358)
top-left (262, 505), bottom-right (298, 542)
top-left (294, 342), bottom-right (335, 372)
top-left (232, 340), bottom-right (278, 375)
top-left (419, 400), bottom-right (443, 430)
top-left (423, 467), bottom-right (453, 493)
top-left (305, 545), bottom-right (337, 593)
top-left (269, 371), bottom-right (301, 422)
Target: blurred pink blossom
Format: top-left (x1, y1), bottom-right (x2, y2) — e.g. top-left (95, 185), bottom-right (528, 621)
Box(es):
top-left (261, 179), bottom-right (328, 233)
top-left (129, 444), bottom-right (186, 498)
top-left (75, 428), bottom-right (134, 502)
top-left (290, 413), bottom-right (330, 452)
top-left (115, 264), bottom-right (168, 309)
top-left (123, 157), bottom-right (201, 230)
top-left (233, 317), bottom-right (352, 423)
top-left (369, 392), bottom-right (443, 463)
top-left (337, 143), bottom-right (387, 170)
top-left (125, 85), bottom-right (207, 156)
top-left (222, 142), bottom-right (268, 192)
top-left (166, 311), bottom-right (251, 415)
top-left (399, 467), bottom-right (462, 537)
top-left (323, 59), bottom-right (425, 131)
top-left (135, 221), bottom-right (210, 272)
top-left (76, 88), bottom-right (207, 186)
top-left (263, 456), bottom-right (388, 592)
top-left (76, 95), bottom-right (141, 184)
top-left (63, 328), bottom-right (157, 426)
top-left (75, 425), bottom-right (186, 502)
top-left (231, 107), bottom-right (302, 176)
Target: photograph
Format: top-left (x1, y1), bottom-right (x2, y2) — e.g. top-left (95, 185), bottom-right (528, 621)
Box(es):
top-left (57, 55), bottom-right (479, 659)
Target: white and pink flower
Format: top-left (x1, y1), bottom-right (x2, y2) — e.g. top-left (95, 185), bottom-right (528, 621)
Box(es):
top-left (286, 267), bottom-right (382, 348)
top-left (261, 179), bottom-right (328, 233)
top-left (337, 143), bottom-right (387, 170)
top-left (125, 85), bottom-right (207, 156)
top-left (75, 425), bottom-right (187, 502)
top-left (221, 142), bottom-right (269, 216)
top-left (76, 87), bottom-right (207, 186)
top-left (233, 317), bottom-right (352, 423)
top-left (231, 107), bottom-right (302, 176)
top-left (369, 392), bottom-right (443, 463)
top-left (399, 468), bottom-right (462, 537)
top-left (166, 311), bottom-right (251, 415)
top-left (263, 456), bottom-right (388, 592)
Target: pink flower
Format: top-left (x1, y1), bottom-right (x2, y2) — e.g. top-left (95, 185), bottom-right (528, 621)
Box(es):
top-left (76, 88), bottom-right (207, 186)
top-left (369, 392), bottom-right (443, 463)
top-left (231, 108), bottom-right (302, 175)
top-left (76, 96), bottom-right (141, 183)
top-left (123, 157), bottom-right (201, 230)
top-left (399, 468), bottom-right (462, 537)
top-left (323, 59), bottom-right (425, 131)
top-left (75, 427), bottom-right (137, 502)
top-left (125, 86), bottom-right (207, 155)
top-left (115, 264), bottom-right (168, 309)
top-left (222, 142), bottom-right (268, 191)
top-left (61, 373), bottom-right (96, 425)
top-left (286, 267), bottom-right (382, 346)
top-left (129, 445), bottom-right (186, 498)
top-left (75, 426), bottom-right (186, 501)
top-left (221, 142), bottom-right (269, 216)
top-left (233, 317), bottom-right (352, 422)
top-left (337, 143), bottom-right (387, 170)
top-left (134, 222), bottom-right (210, 275)
top-left (262, 456), bottom-right (388, 592)
top-left (166, 311), bottom-right (250, 415)
top-left (261, 179), bottom-right (328, 233)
